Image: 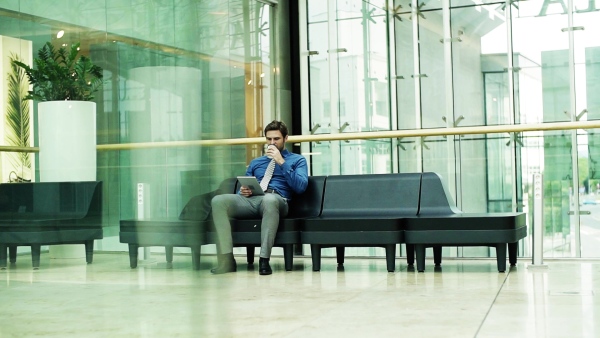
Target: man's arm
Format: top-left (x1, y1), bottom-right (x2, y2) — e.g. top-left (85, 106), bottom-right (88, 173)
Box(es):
top-left (280, 155), bottom-right (308, 194)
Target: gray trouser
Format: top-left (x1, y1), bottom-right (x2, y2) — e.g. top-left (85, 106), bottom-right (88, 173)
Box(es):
top-left (211, 193), bottom-right (289, 258)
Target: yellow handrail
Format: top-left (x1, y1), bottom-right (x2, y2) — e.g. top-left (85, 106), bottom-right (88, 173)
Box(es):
top-left (96, 120), bottom-right (600, 151)
top-left (2, 120), bottom-right (600, 153)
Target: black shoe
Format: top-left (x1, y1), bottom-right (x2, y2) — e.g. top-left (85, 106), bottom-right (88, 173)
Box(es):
top-left (259, 257), bottom-right (272, 275)
top-left (211, 254), bottom-right (237, 274)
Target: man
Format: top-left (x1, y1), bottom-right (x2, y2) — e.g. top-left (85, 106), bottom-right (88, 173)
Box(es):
top-left (211, 120), bottom-right (308, 275)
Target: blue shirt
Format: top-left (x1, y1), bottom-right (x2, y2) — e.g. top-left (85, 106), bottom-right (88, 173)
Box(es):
top-left (245, 149), bottom-right (308, 200)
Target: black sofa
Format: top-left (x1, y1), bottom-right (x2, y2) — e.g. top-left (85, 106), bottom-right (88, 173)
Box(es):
top-left (120, 176), bottom-right (326, 271)
top-left (119, 178), bottom-right (237, 270)
top-left (404, 172), bottom-right (527, 272)
top-left (119, 172), bottom-right (527, 273)
top-left (301, 173), bottom-right (421, 272)
top-left (0, 181), bottom-right (103, 269)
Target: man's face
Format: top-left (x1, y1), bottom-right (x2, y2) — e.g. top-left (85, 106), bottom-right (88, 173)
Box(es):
top-left (265, 130), bottom-right (287, 151)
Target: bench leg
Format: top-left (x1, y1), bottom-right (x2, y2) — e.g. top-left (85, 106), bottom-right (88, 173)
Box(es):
top-left (246, 246), bottom-right (255, 265)
top-left (0, 244), bottom-right (7, 268)
top-left (311, 244), bottom-right (321, 271)
top-left (433, 246), bottom-right (442, 266)
top-left (415, 244), bottom-right (426, 272)
top-left (283, 244), bottom-right (294, 271)
top-left (31, 245), bottom-right (41, 269)
top-left (405, 244), bottom-right (415, 266)
top-left (191, 246), bottom-right (201, 270)
top-left (128, 244), bottom-right (139, 268)
top-left (508, 242), bottom-right (518, 266)
top-left (385, 244), bottom-right (396, 272)
top-left (84, 240), bottom-right (94, 264)
top-left (336, 246), bottom-right (345, 266)
top-left (165, 246), bottom-right (174, 263)
top-left (496, 243), bottom-right (507, 272)
top-left (9, 246), bottom-right (17, 263)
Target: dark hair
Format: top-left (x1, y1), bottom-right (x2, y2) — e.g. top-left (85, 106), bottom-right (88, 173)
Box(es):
top-left (264, 120), bottom-right (289, 138)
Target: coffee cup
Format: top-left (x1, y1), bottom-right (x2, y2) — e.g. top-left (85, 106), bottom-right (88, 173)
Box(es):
top-left (265, 144), bottom-right (275, 159)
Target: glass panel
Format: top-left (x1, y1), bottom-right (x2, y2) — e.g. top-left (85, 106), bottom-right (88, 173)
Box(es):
top-left (307, 141), bottom-right (334, 175)
top-left (340, 139), bottom-right (392, 174)
top-left (452, 4), bottom-right (506, 127)
top-left (336, 0), bottom-right (391, 133)
top-left (307, 0), bottom-right (331, 134)
top-left (0, 1), bottom-right (274, 253)
top-left (509, 0), bottom-right (573, 258)
top-left (393, 9), bottom-right (417, 130)
top-left (451, 0), bottom-right (504, 7)
top-left (307, 20), bottom-right (332, 134)
top-left (397, 136), bottom-right (421, 172)
top-left (419, 8), bottom-right (446, 129)
top-left (574, 3), bottom-right (600, 257)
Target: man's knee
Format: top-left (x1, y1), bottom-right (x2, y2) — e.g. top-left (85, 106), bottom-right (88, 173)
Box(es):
top-left (212, 194), bottom-right (235, 209)
top-left (262, 193), bottom-right (280, 206)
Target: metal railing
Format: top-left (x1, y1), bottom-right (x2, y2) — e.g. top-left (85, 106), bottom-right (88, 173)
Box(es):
top-left (2, 120), bottom-right (600, 152)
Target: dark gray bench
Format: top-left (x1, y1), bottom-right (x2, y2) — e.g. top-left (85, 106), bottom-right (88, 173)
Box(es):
top-left (120, 176), bottom-right (325, 271)
top-left (0, 181), bottom-right (103, 269)
top-left (119, 172), bottom-right (527, 273)
top-left (301, 173), bottom-right (421, 272)
top-left (119, 178), bottom-right (237, 270)
top-left (404, 172), bottom-right (527, 272)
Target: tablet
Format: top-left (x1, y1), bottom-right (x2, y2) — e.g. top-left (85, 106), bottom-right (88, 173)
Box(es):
top-left (236, 176), bottom-right (264, 196)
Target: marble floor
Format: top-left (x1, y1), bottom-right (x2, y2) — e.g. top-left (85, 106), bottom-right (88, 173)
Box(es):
top-left (1, 252), bottom-right (599, 338)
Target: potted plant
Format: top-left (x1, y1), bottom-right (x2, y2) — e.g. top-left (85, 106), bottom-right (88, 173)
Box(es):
top-left (5, 53), bottom-right (32, 182)
top-left (12, 41), bottom-right (103, 259)
top-left (13, 41), bottom-right (103, 183)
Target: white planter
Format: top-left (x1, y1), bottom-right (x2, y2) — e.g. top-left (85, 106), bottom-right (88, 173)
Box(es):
top-left (38, 101), bottom-right (96, 258)
top-left (38, 101), bottom-right (96, 182)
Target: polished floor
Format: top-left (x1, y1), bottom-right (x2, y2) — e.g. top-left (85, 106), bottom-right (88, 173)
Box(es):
top-left (1, 252), bottom-right (599, 338)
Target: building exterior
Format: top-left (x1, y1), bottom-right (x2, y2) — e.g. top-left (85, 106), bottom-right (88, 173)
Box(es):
top-left (0, 0), bottom-right (599, 260)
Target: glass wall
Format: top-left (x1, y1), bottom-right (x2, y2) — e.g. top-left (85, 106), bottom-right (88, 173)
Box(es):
top-left (4, 0), bottom-right (600, 261)
top-left (0, 0), bottom-right (279, 253)
top-left (301, 0), bottom-right (600, 259)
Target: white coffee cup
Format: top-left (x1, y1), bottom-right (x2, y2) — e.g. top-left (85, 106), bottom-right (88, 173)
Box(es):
top-left (265, 144), bottom-right (275, 159)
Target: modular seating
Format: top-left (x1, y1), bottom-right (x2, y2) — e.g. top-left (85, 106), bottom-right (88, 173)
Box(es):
top-left (404, 172), bottom-right (527, 272)
top-left (301, 173), bottom-right (421, 272)
top-left (119, 172), bottom-right (527, 273)
top-left (119, 178), bottom-right (237, 270)
top-left (0, 181), bottom-right (103, 269)
top-left (120, 176), bottom-right (326, 271)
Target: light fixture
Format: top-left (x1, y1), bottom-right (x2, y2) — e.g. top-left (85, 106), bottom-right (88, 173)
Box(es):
top-left (56, 30), bottom-right (65, 38)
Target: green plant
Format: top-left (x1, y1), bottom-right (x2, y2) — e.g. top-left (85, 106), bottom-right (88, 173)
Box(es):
top-left (5, 53), bottom-right (31, 181)
top-left (12, 41), bottom-right (103, 101)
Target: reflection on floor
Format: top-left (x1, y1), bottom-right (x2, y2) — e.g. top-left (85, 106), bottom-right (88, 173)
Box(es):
top-left (1, 252), bottom-right (599, 337)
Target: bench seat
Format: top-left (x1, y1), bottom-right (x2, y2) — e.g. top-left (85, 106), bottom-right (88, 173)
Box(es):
top-left (404, 173), bottom-right (527, 272)
top-left (119, 219), bottom-right (208, 269)
top-left (0, 181), bottom-right (103, 269)
top-left (301, 173), bottom-right (420, 272)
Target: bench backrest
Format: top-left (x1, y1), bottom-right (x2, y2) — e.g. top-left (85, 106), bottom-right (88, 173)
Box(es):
top-left (287, 176), bottom-right (326, 218)
top-left (418, 172), bottom-right (462, 215)
top-left (320, 173), bottom-right (421, 217)
top-left (0, 181), bottom-right (102, 219)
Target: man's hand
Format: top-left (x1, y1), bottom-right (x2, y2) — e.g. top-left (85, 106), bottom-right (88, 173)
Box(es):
top-left (266, 145), bottom-right (285, 165)
top-left (240, 186), bottom-right (253, 197)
